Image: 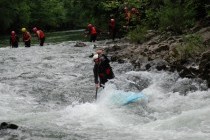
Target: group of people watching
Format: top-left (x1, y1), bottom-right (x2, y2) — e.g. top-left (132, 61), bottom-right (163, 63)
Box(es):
top-left (85, 17), bottom-right (117, 43)
top-left (85, 6), bottom-right (140, 43)
top-left (10, 27), bottom-right (45, 48)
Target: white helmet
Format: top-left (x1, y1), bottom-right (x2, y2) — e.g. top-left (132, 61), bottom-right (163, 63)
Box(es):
top-left (93, 54), bottom-right (99, 60)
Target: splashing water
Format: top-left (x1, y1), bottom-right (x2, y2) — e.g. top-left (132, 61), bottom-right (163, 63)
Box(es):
top-left (0, 41), bottom-right (210, 140)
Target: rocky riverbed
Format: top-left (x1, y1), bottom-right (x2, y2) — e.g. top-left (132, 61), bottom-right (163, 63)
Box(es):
top-left (102, 24), bottom-right (210, 87)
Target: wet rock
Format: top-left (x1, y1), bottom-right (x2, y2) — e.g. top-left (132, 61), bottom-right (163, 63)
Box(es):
top-left (0, 122), bottom-right (18, 130)
top-left (199, 51), bottom-right (210, 86)
top-left (74, 42), bottom-right (86, 47)
top-left (105, 25), bottom-right (210, 87)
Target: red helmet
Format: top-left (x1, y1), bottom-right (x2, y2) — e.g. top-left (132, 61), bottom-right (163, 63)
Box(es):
top-left (33, 27), bottom-right (37, 32)
top-left (11, 31), bottom-right (15, 35)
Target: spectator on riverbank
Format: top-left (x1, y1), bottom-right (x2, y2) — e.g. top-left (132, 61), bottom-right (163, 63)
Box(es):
top-left (32, 27), bottom-right (45, 46)
top-left (10, 31), bottom-right (19, 48)
top-left (86, 24), bottom-right (98, 42)
top-left (21, 28), bottom-right (31, 47)
top-left (108, 18), bottom-right (117, 41)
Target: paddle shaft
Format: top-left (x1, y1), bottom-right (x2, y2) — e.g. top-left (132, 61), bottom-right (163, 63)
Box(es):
top-left (95, 88), bottom-right (98, 100)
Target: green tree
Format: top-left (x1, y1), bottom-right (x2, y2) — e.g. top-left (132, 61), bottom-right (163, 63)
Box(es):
top-left (30, 0), bottom-right (66, 29)
top-left (0, 0), bottom-right (30, 33)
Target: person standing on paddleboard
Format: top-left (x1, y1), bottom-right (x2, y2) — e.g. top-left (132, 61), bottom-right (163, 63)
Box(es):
top-left (93, 49), bottom-right (114, 89)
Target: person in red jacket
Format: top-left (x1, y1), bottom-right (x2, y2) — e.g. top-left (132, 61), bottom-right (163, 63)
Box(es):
top-left (21, 28), bottom-right (31, 47)
top-left (33, 27), bottom-right (45, 46)
top-left (9, 31), bottom-right (19, 48)
top-left (108, 18), bottom-right (117, 41)
top-left (87, 24), bottom-right (97, 42)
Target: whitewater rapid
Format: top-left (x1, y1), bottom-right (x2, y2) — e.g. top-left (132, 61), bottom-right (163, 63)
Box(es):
top-left (0, 41), bottom-right (210, 140)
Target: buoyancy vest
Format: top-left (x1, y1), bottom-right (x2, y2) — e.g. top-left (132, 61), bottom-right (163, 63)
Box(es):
top-left (37, 30), bottom-right (45, 39)
top-left (91, 27), bottom-right (97, 35)
top-left (11, 35), bottom-right (17, 43)
top-left (23, 32), bottom-right (31, 41)
top-left (125, 11), bottom-right (131, 19)
top-left (110, 19), bottom-right (116, 28)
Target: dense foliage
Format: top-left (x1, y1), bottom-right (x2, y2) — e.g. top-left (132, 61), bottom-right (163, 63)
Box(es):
top-left (0, 0), bottom-right (209, 36)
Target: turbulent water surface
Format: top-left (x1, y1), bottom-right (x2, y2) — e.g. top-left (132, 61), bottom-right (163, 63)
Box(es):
top-left (0, 41), bottom-right (210, 140)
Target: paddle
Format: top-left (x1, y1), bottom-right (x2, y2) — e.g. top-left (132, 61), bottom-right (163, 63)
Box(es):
top-left (95, 88), bottom-right (98, 100)
top-left (95, 85), bottom-right (104, 100)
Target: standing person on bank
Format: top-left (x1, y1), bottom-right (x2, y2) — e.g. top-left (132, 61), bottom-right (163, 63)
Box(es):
top-left (21, 28), bottom-right (31, 47)
top-left (86, 24), bottom-right (98, 42)
top-left (32, 27), bottom-right (45, 46)
top-left (93, 50), bottom-right (114, 89)
top-left (108, 18), bottom-right (117, 41)
top-left (10, 31), bottom-right (19, 48)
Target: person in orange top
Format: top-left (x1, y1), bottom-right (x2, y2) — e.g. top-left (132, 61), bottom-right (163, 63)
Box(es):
top-left (124, 7), bottom-right (131, 26)
top-left (32, 27), bottom-right (45, 46)
top-left (9, 31), bottom-right (19, 48)
top-left (87, 24), bottom-right (97, 42)
top-left (21, 28), bottom-right (31, 47)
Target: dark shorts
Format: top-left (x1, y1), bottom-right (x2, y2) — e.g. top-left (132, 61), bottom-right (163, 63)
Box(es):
top-left (40, 37), bottom-right (45, 46)
top-left (25, 40), bottom-right (31, 47)
top-left (90, 34), bottom-right (97, 42)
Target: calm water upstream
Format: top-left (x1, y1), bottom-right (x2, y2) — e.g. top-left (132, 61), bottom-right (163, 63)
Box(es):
top-left (0, 41), bottom-right (210, 140)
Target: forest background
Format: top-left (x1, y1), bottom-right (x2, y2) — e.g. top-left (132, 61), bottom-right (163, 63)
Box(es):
top-left (0, 0), bottom-right (210, 42)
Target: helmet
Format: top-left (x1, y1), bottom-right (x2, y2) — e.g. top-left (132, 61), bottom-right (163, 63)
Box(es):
top-left (21, 28), bottom-right (26, 32)
top-left (33, 27), bottom-right (37, 32)
top-left (124, 7), bottom-right (128, 10)
top-left (11, 31), bottom-right (15, 35)
top-left (93, 54), bottom-right (99, 60)
top-left (131, 7), bottom-right (136, 13)
top-left (88, 24), bottom-right (92, 28)
top-left (111, 19), bottom-right (115, 23)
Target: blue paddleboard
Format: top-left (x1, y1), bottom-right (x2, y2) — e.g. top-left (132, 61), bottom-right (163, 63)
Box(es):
top-left (111, 91), bottom-right (146, 105)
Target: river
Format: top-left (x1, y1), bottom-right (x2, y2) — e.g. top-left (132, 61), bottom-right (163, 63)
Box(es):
top-left (0, 41), bottom-right (210, 140)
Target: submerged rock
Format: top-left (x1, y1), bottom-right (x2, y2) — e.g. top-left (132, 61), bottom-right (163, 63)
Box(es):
top-left (0, 122), bottom-right (18, 130)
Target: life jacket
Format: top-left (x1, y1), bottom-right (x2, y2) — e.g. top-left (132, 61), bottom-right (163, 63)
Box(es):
top-left (37, 30), bottom-right (45, 39)
top-left (98, 67), bottom-right (113, 79)
top-left (110, 19), bottom-right (116, 29)
top-left (125, 11), bottom-right (131, 19)
top-left (23, 32), bottom-right (31, 40)
top-left (11, 35), bottom-right (17, 43)
top-left (90, 27), bottom-right (97, 35)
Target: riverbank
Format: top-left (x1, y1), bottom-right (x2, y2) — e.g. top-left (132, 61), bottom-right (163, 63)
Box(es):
top-left (102, 21), bottom-right (210, 88)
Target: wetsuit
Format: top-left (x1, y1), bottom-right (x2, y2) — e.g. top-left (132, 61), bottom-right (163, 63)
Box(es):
top-left (23, 32), bottom-right (31, 47)
top-left (93, 54), bottom-right (114, 85)
top-left (109, 19), bottom-right (117, 41)
top-left (10, 35), bottom-right (19, 48)
top-left (36, 30), bottom-right (45, 46)
top-left (89, 26), bottom-right (97, 42)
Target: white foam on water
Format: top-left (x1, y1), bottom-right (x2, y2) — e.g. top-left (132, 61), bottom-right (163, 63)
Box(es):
top-left (0, 42), bottom-right (210, 140)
